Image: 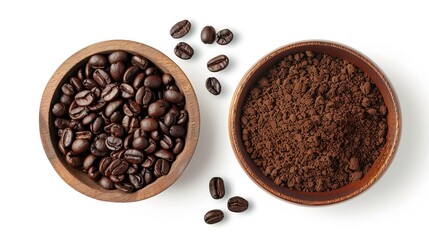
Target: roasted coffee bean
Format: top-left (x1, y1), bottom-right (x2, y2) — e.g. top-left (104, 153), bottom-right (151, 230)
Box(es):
top-left (52, 103), bottom-right (67, 117)
top-left (170, 125), bottom-right (186, 138)
top-left (145, 67), bottom-right (159, 76)
top-left (142, 155), bottom-right (156, 168)
top-left (123, 66), bottom-right (140, 83)
top-left (174, 42), bottom-right (194, 60)
top-left (71, 139), bottom-right (90, 154)
top-left (60, 94), bottom-right (73, 105)
top-left (108, 51), bottom-right (128, 64)
top-left (120, 83), bottom-right (134, 98)
top-left (154, 159), bottom-right (170, 177)
top-left (90, 117), bottom-right (104, 134)
top-left (99, 157), bottom-right (113, 175)
top-left (115, 182), bottom-right (134, 193)
top-left (107, 159), bottom-right (129, 176)
top-left (140, 118), bottom-right (158, 132)
top-left (61, 83), bottom-right (75, 96)
top-left (177, 110), bottom-right (188, 125)
top-left (77, 69), bottom-right (85, 81)
top-left (131, 55), bottom-right (149, 70)
top-left (201, 26), bottom-right (216, 44)
top-left (88, 166), bottom-right (101, 180)
top-left (110, 124), bottom-right (125, 137)
top-left (128, 116), bottom-right (139, 133)
top-left (170, 19), bottom-right (191, 38)
top-left (110, 111), bottom-right (123, 123)
top-left (110, 62), bottom-right (126, 81)
top-left (127, 164), bottom-right (139, 175)
top-left (69, 105), bottom-right (89, 120)
top-left (164, 89), bottom-right (184, 104)
top-left (206, 77), bottom-right (221, 95)
top-left (132, 136), bottom-right (149, 150)
top-left (70, 77), bottom-right (84, 92)
top-left (105, 99), bottom-right (123, 118)
top-left (216, 29), bottom-right (234, 45)
top-left (83, 154), bottom-right (97, 171)
top-left (158, 121), bottom-right (170, 135)
top-left (135, 86), bottom-right (153, 107)
top-left (54, 118), bottom-right (70, 129)
top-left (163, 112), bottom-right (176, 127)
top-left (133, 72), bottom-right (145, 89)
top-left (144, 75), bottom-right (162, 89)
top-left (66, 151), bottom-right (83, 167)
top-left (88, 54), bottom-right (107, 68)
top-left (148, 100), bottom-right (168, 118)
top-left (154, 149), bottom-right (175, 162)
top-left (142, 168), bottom-right (154, 184)
top-left (98, 176), bottom-right (114, 190)
top-left (88, 101), bottom-right (106, 112)
top-left (204, 210), bottom-right (224, 224)
top-left (162, 73), bottom-right (174, 85)
top-left (227, 196), bottom-right (248, 212)
top-left (83, 78), bottom-right (99, 90)
top-left (93, 69), bottom-right (111, 87)
top-left (133, 128), bottom-right (147, 138)
top-left (123, 134), bottom-right (133, 149)
top-left (82, 113), bottom-right (97, 125)
top-left (129, 174), bottom-right (144, 189)
top-left (75, 90), bottom-right (95, 106)
top-left (172, 138), bottom-right (185, 154)
top-left (209, 177), bottom-right (225, 199)
top-left (85, 62), bottom-right (93, 77)
top-left (207, 54), bottom-right (229, 72)
top-left (160, 135), bottom-right (173, 149)
top-left (110, 174), bottom-right (125, 183)
top-left (60, 128), bottom-right (74, 148)
top-left (144, 138), bottom-right (157, 154)
top-left (124, 149), bottom-right (144, 164)
top-left (105, 136), bottom-right (123, 151)
top-left (75, 131), bottom-right (93, 140)
top-left (151, 130), bottom-right (161, 141)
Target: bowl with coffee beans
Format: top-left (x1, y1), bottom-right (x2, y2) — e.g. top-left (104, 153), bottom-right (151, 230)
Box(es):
top-left (229, 40), bottom-right (401, 205)
top-left (40, 40), bottom-right (200, 202)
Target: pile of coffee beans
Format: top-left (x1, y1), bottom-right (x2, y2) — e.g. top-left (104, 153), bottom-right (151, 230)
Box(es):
top-left (51, 51), bottom-right (188, 193)
top-left (170, 19), bottom-right (234, 96)
top-left (204, 177), bottom-right (248, 224)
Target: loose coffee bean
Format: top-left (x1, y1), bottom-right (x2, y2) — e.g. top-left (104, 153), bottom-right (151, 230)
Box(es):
top-left (107, 159), bottom-right (129, 176)
top-left (144, 75), bottom-right (163, 89)
top-left (148, 100), bottom-right (168, 118)
top-left (209, 177), bottom-right (225, 199)
top-left (204, 210), bottom-right (224, 224)
top-left (61, 83), bottom-right (75, 96)
top-left (75, 131), bottom-right (92, 140)
top-left (75, 90), bottom-right (95, 106)
top-left (154, 149), bottom-right (175, 162)
top-left (60, 128), bottom-right (74, 148)
top-left (123, 66), bottom-right (140, 83)
top-left (108, 51), bottom-right (128, 64)
top-left (135, 86), bottom-right (153, 107)
top-left (142, 168), bottom-right (154, 184)
top-left (66, 151), bottom-right (83, 167)
top-left (174, 42), bottom-right (194, 60)
top-left (101, 83), bottom-right (120, 102)
top-left (88, 54), bottom-right (107, 68)
top-left (205, 77), bottom-right (221, 95)
top-left (82, 113), bottom-right (97, 125)
top-left (142, 155), bottom-right (156, 168)
top-left (105, 136), bottom-right (123, 151)
top-left (207, 54), bottom-right (229, 72)
top-left (88, 166), bottom-right (101, 180)
top-left (70, 77), bottom-right (84, 92)
top-left (132, 136), bottom-right (149, 150)
top-left (71, 139), bottom-right (90, 154)
top-left (170, 19), bottom-right (191, 38)
top-left (160, 135), bottom-right (173, 149)
top-left (216, 29), bottom-right (234, 45)
top-left (177, 110), bottom-right (188, 125)
top-left (83, 78), bottom-right (99, 90)
top-left (115, 182), bottom-right (134, 193)
top-left (172, 138), bottom-right (185, 155)
top-left (120, 83), bottom-right (134, 98)
top-left (105, 99), bottom-right (123, 118)
top-left (170, 125), bottom-right (185, 138)
top-left (60, 94), bottom-right (72, 105)
top-left (128, 174), bottom-right (144, 190)
top-left (93, 69), bottom-right (111, 87)
top-left (52, 103), bottom-right (67, 117)
top-left (145, 67), bottom-right (159, 76)
top-left (140, 118), bottom-right (158, 132)
top-left (110, 174), bottom-right (125, 183)
top-left (201, 26), bottom-right (216, 44)
top-left (162, 73), bottom-right (174, 85)
top-left (227, 196), bottom-right (248, 212)
top-left (83, 154), bottom-right (97, 171)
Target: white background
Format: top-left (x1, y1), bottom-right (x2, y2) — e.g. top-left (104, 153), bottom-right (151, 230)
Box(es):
top-left (1, 0), bottom-right (428, 239)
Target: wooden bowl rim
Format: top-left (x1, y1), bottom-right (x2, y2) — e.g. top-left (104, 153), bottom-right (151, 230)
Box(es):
top-left (229, 40), bottom-right (401, 205)
top-left (40, 40), bottom-right (200, 202)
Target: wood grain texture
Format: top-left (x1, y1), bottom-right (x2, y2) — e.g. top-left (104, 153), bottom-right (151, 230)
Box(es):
top-left (229, 40), bottom-right (401, 205)
top-left (40, 40), bottom-right (200, 202)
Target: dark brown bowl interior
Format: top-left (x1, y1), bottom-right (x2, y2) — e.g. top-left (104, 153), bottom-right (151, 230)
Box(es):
top-left (40, 40), bottom-right (200, 202)
top-left (229, 41), bottom-right (401, 205)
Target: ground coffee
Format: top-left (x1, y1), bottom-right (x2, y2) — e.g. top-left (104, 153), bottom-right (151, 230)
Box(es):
top-left (241, 51), bottom-right (388, 192)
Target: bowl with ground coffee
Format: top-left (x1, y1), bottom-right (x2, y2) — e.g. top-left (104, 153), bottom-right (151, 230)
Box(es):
top-left (40, 40), bottom-right (200, 202)
top-left (229, 40), bottom-right (401, 205)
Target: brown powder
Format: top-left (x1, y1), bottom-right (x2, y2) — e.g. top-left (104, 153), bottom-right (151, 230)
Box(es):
top-left (240, 51), bottom-right (388, 192)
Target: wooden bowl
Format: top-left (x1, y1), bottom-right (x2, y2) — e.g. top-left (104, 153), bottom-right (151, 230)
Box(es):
top-left (229, 40), bottom-right (401, 205)
top-left (40, 40), bottom-right (200, 202)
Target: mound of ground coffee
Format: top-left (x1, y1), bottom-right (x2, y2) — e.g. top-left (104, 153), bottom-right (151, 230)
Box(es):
top-left (241, 51), bottom-right (388, 192)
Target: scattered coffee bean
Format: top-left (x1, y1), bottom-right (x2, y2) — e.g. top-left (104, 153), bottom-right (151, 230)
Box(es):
top-left (51, 51), bottom-right (189, 193)
top-left (216, 29), bottom-right (234, 45)
top-left (204, 209), bottom-right (224, 224)
top-left (201, 26), bottom-right (216, 44)
top-left (207, 54), bottom-right (229, 72)
top-left (174, 42), bottom-right (194, 60)
top-left (205, 77), bottom-right (221, 95)
top-left (209, 177), bottom-right (225, 199)
top-left (227, 196), bottom-right (248, 212)
top-left (170, 19), bottom-right (191, 39)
